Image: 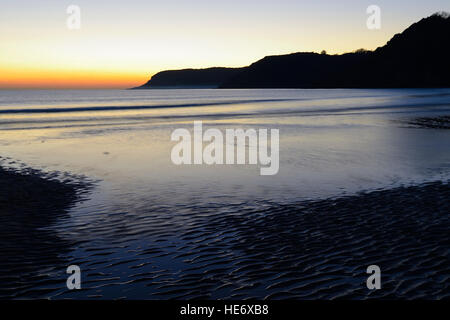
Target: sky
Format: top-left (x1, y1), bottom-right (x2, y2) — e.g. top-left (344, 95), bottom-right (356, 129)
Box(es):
top-left (1, 0), bottom-right (449, 89)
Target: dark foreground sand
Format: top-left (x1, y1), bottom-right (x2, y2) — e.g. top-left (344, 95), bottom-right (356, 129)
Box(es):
top-left (0, 164), bottom-right (89, 299)
top-left (408, 115), bottom-right (450, 129)
top-left (0, 164), bottom-right (448, 299)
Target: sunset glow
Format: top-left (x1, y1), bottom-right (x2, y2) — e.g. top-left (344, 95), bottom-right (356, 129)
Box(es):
top-left (1, 0), bottom-right (450, 89)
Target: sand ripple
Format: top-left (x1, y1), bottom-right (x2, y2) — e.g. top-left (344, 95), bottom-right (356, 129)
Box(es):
top-left (0, 167), bottom-right (448, 299)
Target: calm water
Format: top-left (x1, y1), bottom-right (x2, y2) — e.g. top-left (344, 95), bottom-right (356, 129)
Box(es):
top-left (0, 88), bottom-right (449, 299)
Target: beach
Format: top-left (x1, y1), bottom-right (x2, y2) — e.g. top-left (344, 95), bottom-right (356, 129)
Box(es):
top-left (0, 163), bottom-right (90, 298)
top-left (0, 164), bottom-right (448, 299)
top-left (0, 88), bottom-right (449, 299)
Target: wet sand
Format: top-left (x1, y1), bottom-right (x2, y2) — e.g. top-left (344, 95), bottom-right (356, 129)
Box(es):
top-left (408, 116), bottom-right (450, 129)
top-left (0, 163), bottom-right (448, 299)
top-left (135, 181), bottom-right (448, 300)
top-left (0, 164), bottom-right (90, 298)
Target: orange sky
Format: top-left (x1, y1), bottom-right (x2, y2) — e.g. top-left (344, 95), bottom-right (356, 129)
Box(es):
top-left (0, 67), bottom-right (148, 89)
top-left (1, 1), bottom-right (449, 89)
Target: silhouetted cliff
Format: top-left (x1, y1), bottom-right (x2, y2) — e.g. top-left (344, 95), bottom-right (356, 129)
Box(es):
top-left (134, 67), bottom-right (244, 89)
top-left (221, 13), bottom-right (450, 88)
top-left (135, 12), bottom-right (450, 89)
